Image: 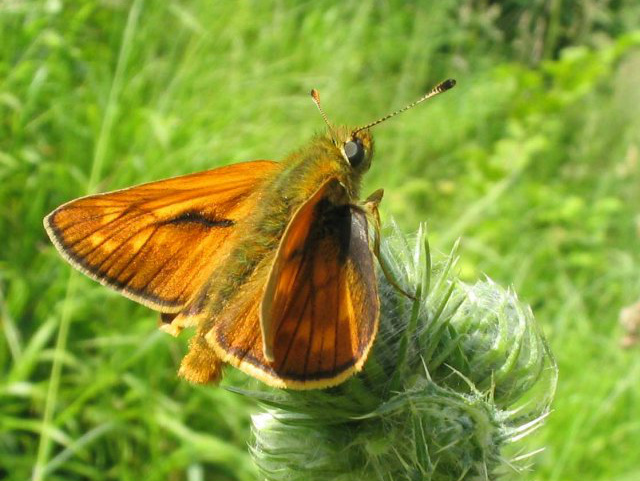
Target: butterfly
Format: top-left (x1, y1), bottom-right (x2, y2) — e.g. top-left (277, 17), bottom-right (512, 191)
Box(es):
top-left (44, 79), bottom-right (456, 389)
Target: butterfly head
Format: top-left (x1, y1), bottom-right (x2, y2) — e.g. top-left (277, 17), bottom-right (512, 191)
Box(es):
top-left (310, 90), bottom-right (375, 175)
top-left (333, 126), bottom-right (374, 174)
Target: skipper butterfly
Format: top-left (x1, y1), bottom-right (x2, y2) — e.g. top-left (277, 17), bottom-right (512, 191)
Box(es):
top-left (44, 79), bottom-right (456, 389)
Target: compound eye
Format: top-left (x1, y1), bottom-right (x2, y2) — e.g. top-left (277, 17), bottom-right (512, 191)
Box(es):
top-left (344, 138), bottom-right (365, 167)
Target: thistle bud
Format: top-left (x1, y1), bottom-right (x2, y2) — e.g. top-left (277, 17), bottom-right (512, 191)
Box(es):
top-left (235, 223), bottom-right (557, 481)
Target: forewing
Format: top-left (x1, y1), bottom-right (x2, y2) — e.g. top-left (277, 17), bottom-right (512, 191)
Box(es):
top-left (209, 178), bottom-right (379, 389)
top-left (44, 160), bottom-right (280, 312)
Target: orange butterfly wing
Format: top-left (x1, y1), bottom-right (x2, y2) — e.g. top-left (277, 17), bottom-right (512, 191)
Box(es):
top-left (44, 160), bottom-right (280, 312)
top-left (208, 178), bottom-right (380, 389)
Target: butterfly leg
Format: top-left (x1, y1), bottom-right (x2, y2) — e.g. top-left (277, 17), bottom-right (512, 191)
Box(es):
top-left (362, 189), bottom-right (415, 300)
top-left (157, 308), bottom-right (222, 383)
top-left (179, 335), bottom-right (223, 384)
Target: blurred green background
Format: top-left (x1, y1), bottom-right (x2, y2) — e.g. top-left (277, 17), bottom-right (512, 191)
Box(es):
top-left (1, 1), bottom-right (639, 480)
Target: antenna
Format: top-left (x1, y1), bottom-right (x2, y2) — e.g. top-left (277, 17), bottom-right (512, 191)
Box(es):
top-left (352, 78), bottom-right (456, 135)
top-left (310, 89), bottom-right (333, 132)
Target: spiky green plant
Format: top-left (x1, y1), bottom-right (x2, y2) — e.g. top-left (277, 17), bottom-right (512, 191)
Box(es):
top-left (231, 223), bottom-right (557, 481)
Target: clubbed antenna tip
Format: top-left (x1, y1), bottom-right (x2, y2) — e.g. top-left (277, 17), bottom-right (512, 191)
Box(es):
top-left (439, 78), bottom-right (457, 91)
top-left (310, 89), bottom-right (333, 132)
top-left (352, 78), bottom-right (457, 134)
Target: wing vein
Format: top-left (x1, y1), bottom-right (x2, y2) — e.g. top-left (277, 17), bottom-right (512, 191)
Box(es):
top-left (303, 276), bottom-right (316, 377)
top-left (107, 226), bottom-right (160, 289)
top-left (66, 208), bottom-right (153, 251)
top-left (333, 255), bottom-right (343, 374)
top-left (279, 288), bottom-right (312, 371)
top-left (141, 241), bottom-right (182, 291)
top-left (92, 224), bottom-right (159, 277)
top-left (274, 245), bottom-right (311, 339)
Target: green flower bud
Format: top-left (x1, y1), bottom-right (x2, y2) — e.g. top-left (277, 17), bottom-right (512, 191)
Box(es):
top-left (233, 223), bottom-right (557, 481)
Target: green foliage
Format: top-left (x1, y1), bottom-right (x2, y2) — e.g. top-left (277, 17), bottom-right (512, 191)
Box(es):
top-left (1, 1), bottom-right (639, 480)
